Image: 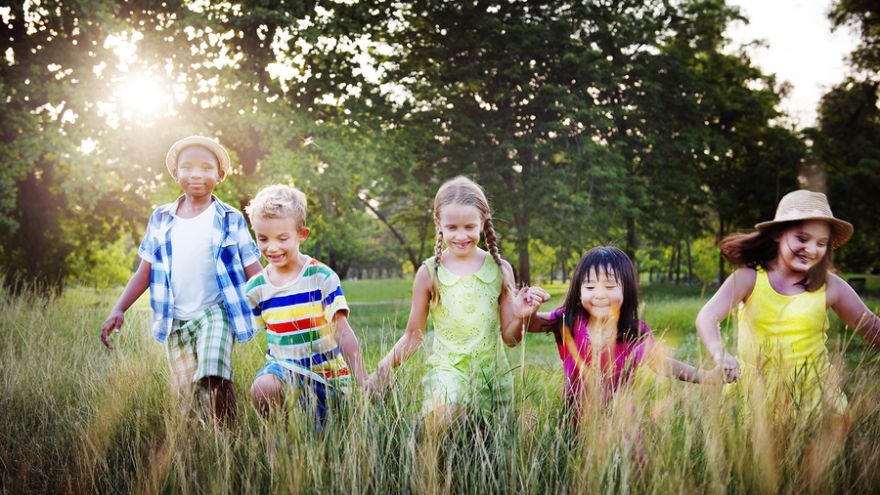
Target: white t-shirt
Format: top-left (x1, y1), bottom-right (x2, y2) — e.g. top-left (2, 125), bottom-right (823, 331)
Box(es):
top-left (170, 201), bottom-right (222, 320)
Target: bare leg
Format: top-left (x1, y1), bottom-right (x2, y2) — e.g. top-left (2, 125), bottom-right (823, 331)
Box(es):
top-left (413, 403), bottom-right (464, 494)
top-left (198, 376), bottom-right (237, 427)
top-left (250, 374), bottom-right (285, 418)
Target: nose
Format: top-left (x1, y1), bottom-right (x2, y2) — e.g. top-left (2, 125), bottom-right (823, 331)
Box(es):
top-left (804, 241), bottom-right (817, 256)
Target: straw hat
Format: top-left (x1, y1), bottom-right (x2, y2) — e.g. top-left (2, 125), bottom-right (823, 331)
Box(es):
top-left (755, 189), bottom-right (853, 248)
top-left (165, 135), bottom-right (231, 181)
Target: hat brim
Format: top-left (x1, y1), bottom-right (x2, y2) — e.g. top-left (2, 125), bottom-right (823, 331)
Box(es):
top-left (165, 136), bottom-right (231, 181)
top-left (755, 216), bottom-right (854, 248)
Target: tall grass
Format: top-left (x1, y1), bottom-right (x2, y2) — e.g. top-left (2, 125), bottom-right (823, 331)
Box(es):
top-left (2, 283), bottom-right (880, 493)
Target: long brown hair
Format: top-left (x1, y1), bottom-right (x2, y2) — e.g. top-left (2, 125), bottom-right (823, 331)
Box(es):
top-left (430, 176), bottom-right (514, 306)
top-left (719, 221), bottom-right (834, 291)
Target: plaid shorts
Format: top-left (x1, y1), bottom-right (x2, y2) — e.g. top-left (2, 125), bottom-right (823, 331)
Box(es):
top-left (166, 302), bottom-right (234, 394)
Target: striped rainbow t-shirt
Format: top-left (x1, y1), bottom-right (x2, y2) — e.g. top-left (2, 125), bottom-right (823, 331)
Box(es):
top-left (246, 257), bottom-right (351, 388)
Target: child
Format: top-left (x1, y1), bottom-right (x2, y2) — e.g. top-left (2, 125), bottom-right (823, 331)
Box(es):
top-left (369, 176), bottom-right (549, 426)
top-left (245, 185), bottom-right (367, 427)
top-left (100, 135), bottom-right (263, 425)
top-left (696, 189), bottom-right (880, 415)
top-left (526, 246), bottom-right (717, 420)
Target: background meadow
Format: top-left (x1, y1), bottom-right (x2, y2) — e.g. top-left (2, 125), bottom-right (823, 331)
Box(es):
top-left (3, 278), bottom-right (880, 494)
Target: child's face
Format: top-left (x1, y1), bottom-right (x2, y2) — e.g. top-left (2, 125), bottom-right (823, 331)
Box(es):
top-left (776, 220), bottom-right (831, 274)
top-left (437, 203), bottom-right (484, 258)
top-left (580, 267), bottom-right (624, 321)
top-left (252, 215), bottom-right (310, 272)
top-left (175, 146), bottom-right (223, 199)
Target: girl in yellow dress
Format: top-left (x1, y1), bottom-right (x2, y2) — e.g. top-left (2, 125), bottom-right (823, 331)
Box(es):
top-left (697, 190), bottom-right (880, 417)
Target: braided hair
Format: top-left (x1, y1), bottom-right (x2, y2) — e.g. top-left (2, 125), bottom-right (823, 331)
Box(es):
top-left (429, 176), bottom-right (514, 306)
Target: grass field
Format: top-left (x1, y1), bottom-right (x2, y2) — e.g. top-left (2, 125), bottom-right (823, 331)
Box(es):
top-left (3, 279), bottom-right (880, 494)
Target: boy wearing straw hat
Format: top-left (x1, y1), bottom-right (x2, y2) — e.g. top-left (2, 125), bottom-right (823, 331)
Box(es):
top-left (100, 136), bottom-right (262, 426)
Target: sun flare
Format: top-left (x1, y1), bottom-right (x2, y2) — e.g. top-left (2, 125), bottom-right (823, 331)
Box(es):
top-left (115, 73), bottom-right (169, 119)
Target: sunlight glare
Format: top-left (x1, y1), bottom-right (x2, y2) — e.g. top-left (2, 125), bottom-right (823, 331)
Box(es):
top-left (115, 73), bottom-right (169, 120)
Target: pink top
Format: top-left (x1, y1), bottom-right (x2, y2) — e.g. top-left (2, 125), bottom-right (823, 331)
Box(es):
top-left (549, 307), bottom-right (654, 409)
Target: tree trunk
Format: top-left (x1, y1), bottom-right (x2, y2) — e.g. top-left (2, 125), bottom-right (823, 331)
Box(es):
top-left (357, 195), bottom-right (419, 270)
top-left (512, 211), bottom-right (530, 285)
top-left (686, 237), bottom-right (693, 283)
top-left (626, 215), bottom-right (637, 266)
top-left (717, 219), bottom-right (727, 284)
top-left (675, 240), bottom-right (682, 285)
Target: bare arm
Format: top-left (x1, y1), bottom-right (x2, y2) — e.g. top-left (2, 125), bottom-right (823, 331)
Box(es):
top-left (333, 313), bottom-right (368, 386)
top-left (100, 259), bottom-right (151, 349)
top-left (645, 339), bottom-right (720, 383)
top-left (244, 261), bottom-right (263, 280)
top-left (650, 356), bottom-right (715, 383)
top-left (828, 273), bottom-right (880, 347)
top-left (499, 261), bottom-right (551, 347)
top-left (695, 268), bottom-right (755, 381)
top-left (526, 311), bottom-right (558, 334)
top-left (373, 265), bottom-right (433, 386)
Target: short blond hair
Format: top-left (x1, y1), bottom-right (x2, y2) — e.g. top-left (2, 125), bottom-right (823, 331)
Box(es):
top-left (246, 184), bottom-right (307, 226)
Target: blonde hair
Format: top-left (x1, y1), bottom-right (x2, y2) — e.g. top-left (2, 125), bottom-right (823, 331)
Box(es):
top-left (431, 176), bottom-right (514, 305)
top-left (245, 184), bottom-right (307, 227)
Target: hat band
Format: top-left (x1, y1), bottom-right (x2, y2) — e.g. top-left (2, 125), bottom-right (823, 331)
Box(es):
top-left (775, 208), bottom-right (833, 222)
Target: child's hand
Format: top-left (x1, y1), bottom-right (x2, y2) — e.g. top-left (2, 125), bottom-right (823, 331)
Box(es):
top-left (513, 286), bottom-right (551, 319)
top-left (700, 364), bottom-right (724, 384)
top-left (715, 352), bottom-right (740, 383)
top-left (366, 372), bottom-right (388, 400)
top-left (100, 309), bottom-right (125, 350)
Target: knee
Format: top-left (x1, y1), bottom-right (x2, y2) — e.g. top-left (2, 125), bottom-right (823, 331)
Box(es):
top-left (250, 375), bottom-right (283, 412)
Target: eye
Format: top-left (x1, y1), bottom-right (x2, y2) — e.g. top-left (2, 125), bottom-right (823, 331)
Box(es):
top-left (279, 236), bottom-right (289, 241)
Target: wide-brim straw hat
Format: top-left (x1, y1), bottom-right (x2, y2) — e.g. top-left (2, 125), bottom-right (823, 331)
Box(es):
top-left (755, 189), bottom-right (853, 248)
top-left (165, 135), bottom-right (231, 181)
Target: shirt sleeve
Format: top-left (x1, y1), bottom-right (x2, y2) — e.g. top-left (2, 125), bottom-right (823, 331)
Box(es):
top-left (246, 282), bottom-right (266, 330)
top-left (137, 211), bottom-right (159, 264)
top-left (322, 270), bottom-right (349, 324)
top-left (234, 213), bottom-right (262, 267)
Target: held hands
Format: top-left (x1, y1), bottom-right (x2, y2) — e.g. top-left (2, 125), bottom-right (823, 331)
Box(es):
top-left (100, 309), bottom-right (125, 350)
top-left (714, 351), bottom-right (740, 383)
top-left (513, 286), bottom-right (551, 319)
top-left (365, 361), bottom-right (393, 399)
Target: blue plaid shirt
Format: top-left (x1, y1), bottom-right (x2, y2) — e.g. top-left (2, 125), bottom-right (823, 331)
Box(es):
top-left (138, 195), bottom-right (262, 343)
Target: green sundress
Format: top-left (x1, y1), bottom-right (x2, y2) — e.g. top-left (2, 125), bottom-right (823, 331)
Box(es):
top-left (421, 255), bottom-right (514, 415)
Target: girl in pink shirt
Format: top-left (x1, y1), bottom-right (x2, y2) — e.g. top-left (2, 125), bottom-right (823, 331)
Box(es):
top-left (527, 247), bottom-right (718, 419)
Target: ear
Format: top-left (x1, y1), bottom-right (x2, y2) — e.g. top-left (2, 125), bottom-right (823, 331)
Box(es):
top-left (217, 168), bottom-right (226, 181)
top-left (298, 226), bottom-right (310, 241)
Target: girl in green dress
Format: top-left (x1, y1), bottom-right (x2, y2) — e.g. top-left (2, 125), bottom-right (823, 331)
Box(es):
top-left (369, 176), bottom-right (549, 429)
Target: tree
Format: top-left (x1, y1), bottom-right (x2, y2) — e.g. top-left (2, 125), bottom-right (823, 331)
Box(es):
top-left (807, 0), bottom-right (880, 271)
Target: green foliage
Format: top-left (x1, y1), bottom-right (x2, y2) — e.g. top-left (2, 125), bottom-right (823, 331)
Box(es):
top-left (67, 237), bottom-right (137, 289)
top-left (810, 1), bottom-right (880, 271)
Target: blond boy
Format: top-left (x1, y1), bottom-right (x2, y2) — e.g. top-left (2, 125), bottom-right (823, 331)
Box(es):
top-left (245, 185), bottom-right (366, 426)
